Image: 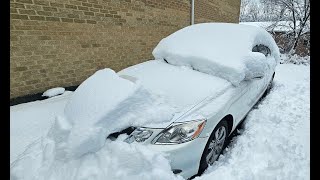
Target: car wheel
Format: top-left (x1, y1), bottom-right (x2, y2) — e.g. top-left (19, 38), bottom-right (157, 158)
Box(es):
top-left (198, 120), bottom-right (228, 175)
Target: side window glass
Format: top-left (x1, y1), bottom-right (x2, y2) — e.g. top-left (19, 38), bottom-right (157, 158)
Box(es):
top-left (252, 44), bottom-right (271, 57)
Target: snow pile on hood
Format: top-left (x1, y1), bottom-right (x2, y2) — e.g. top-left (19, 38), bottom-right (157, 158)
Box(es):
top-left (152, 23), bottom-right (280, 86)
top-left (61, 68), bottom-right (176, 158)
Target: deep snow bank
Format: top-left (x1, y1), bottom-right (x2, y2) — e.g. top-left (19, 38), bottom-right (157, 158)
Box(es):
top-left (153, 23), bottom-right (280, 85)
top-left (11, 136), bottom-right (183, 180)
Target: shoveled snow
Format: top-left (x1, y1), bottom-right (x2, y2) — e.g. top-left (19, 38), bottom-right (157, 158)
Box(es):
top-left (42, 87), bottom-right (65, 97)
top-left (10, 59), bottom-right (309, 180)
top-left (62, 68), bottom-right (139, 158)
top-left (153, 23), bottom-right (280, 86)
top-left (62, 68), bottom-right (175, 158)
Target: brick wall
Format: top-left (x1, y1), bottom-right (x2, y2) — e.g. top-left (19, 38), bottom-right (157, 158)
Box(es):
top-left (195, 0), bottom-right (240, 23)
top-left (10, 0), bottom-right (240, 99)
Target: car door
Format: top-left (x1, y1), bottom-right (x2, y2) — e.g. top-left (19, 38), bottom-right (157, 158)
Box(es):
top-left (230, 44), bottom-right (273, 125)
top-left (229, 79), bottom-right (260, 126)
top-left (248, 44), bottom-right (274, 105)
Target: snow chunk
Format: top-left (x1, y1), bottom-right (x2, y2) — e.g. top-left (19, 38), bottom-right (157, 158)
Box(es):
top-left (64, 68), bottom-right (138, 125)
top-left (42, 87), bottom-right (65, 97)
top-left (152, 23), bottom-right (280, 86)
top-left (56, 68), bottom-right (175, 158)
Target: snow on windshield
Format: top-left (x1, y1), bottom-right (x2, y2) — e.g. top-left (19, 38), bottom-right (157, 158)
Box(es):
top-left (153, 23), bottom-right (280, 86)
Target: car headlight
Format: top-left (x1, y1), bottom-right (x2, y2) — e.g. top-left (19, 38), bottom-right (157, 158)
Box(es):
top-left (124, 127), bottom-right (153, 143)
top-left (154, 119), bottom-right (206, 144)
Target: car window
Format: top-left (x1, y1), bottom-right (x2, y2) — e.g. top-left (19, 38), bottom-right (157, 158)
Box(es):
top-left (252, 44), bottom-right (271, 57)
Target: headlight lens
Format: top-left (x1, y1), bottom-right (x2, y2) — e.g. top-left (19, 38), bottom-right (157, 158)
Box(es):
top-left (154, 119), bottom-right (206, 144)
top-left (124, 127), bottom-right (153, 143)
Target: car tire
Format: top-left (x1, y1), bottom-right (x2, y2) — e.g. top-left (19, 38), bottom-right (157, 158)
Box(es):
top-left (198, 120), bottom-right (229, 175)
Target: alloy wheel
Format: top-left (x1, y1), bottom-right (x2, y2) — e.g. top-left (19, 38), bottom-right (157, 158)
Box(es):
top-left (205, 126), bottom-right (226, 165)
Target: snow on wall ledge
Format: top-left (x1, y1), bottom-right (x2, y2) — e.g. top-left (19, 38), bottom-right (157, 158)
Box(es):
top-left (152, 23), bottom-right (280, 86)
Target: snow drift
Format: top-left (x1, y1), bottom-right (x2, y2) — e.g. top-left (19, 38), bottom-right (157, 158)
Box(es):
top-left (152, 23), bottom-right (280, 86)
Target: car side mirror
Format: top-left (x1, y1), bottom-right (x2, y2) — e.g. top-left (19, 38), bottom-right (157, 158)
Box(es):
top-left (252, 44), bottom-right (271, 57)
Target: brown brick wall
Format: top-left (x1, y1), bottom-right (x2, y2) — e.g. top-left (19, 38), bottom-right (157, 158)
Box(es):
top-left (10, 0), bottom-right (240, 99)
top-left (195, 0), bottom-right (240, 23)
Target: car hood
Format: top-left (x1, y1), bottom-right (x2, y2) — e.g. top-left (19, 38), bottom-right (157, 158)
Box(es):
top-left (54, 62), bottom-right (233, 158)
top-left (118, 60), bottom-right (233, 128)
top-left (63, 60), bottom-right (233, 132)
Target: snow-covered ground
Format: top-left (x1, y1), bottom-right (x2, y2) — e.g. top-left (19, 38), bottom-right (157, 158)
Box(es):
top-left (10, 91), bottom-right (73, 164)
top-left (195, 63), bottom-right (310, 180)
top-left (10, 62), bottom-right (309, 180)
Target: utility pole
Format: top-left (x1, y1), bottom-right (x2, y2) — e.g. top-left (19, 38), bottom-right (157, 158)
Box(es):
top-left (191, 0), bottom-right (195, 25)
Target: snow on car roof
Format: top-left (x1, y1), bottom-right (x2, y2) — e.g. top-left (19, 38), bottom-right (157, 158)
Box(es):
top-left (152, 23), bottom-right (280, 86)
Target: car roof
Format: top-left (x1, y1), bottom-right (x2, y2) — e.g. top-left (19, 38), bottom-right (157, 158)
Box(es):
top-left (152, 23), bottom-right (280, 86)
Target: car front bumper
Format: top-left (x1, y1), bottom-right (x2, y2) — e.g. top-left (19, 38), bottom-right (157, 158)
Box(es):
top-left (143, 133), bottom-right (209, 179)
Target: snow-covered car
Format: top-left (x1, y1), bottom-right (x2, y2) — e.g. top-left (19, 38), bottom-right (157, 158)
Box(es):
top-left (109, 23), bottom-right (279, 178)
top-left (30, 23), bottom-right (279, 179)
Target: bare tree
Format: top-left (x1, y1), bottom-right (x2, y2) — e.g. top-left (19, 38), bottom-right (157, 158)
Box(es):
top-left (261, 0), bottom-right (310, 53)
top-left (240, 0), bottom-right (263, 22)
top-left (247, 2), bottom-right (261, 22)
top-left (240, 0), bottom-right (251, 22)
